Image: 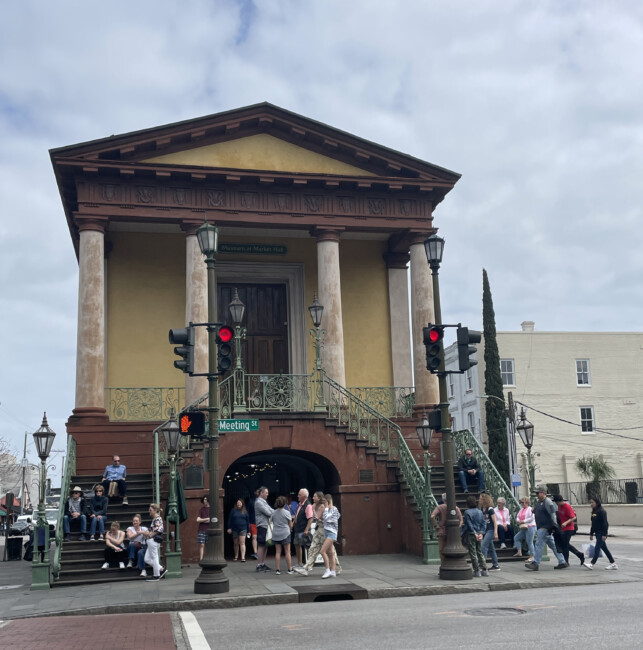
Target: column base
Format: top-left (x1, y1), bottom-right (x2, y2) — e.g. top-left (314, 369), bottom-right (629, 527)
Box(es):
top-left (422, 539), bottom-right (441, 565)
top-left (31, 562), bottom-right (51, 590)
top-left (194, 568), bottom-right (230, 594)
top-left (164, 551), bottom-right (182, 579)
top-left (68, 407), bottom-right (109, 426)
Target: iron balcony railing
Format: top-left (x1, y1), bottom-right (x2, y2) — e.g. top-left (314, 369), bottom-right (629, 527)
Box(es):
top-left (553, 478), bottom-right (643, 506)
top-left (106, 387), bottom-right (185, 421)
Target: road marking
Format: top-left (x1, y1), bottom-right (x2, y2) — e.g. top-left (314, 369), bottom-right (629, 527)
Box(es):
top-left (283, 624), bottom-right (311, 630)
top-left (179, 612), bottom-right (211, 650)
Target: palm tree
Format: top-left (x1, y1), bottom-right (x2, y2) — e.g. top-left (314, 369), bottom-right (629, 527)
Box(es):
top-left (575, 455), bottom-right (615, 501)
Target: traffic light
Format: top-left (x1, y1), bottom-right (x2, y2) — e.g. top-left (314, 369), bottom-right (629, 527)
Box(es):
top-left (216, 325), bottom-right (234, 374)
top-left (178, 410), bottom-right (206, 437)
top-left (169, 326), bottom-right (195, 374)
top-left (423, 324), bottom-right (444, 373)
top-left (457, 326), bottom-right (482, 371)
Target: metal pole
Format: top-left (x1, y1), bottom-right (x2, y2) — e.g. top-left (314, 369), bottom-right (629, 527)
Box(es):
top-left (431, 265), bottom-right (472, 580)
top-left (527, 448), bottom-right (536, 505)
top-left (194, 253), bottom-right (229, 594)
top-left (311, 324), bottom-right (326, 411)
top-left (164, 449), bottom-right (182, 578)
top-left (422, 449), bottom-right (440, 564)
top-left (31, 459), bottom-right (50, 590)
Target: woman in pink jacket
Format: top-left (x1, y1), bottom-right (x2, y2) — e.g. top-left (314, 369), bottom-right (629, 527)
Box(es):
top-left (512, 496), bottom-right (536, 561)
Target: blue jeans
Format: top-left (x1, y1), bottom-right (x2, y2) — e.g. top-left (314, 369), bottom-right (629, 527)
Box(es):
top-left (128, 543), bottom-right (147, 569)
top-left (513, 526), bottom-right (536, 556)
top-left (481, 529), bottom-right (499, 566)
top-left (591, 534), bottom-right (615, 565)
top-left (89, 516), bottom-right (106, 536)
top-left (459, 469), bottom-right (485, 492)
top-left (63, 514), bottom-right (87, 534)
top-left (534, 528), bottom-right (565, 565)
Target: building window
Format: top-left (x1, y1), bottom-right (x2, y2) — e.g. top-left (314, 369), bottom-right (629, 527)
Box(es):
top-left (465, 369), bottom-right (473, 391)
top-left (448, 374), bottom-right (455, 398)
top-left (500, 359), bottom-right (515, 386)
top-left (467, 411), bottom-right (475, 434)
top-left (580, 406), bottom-right (595, 433)
top-left (451, 416), bottom-right (456, 431)
top-left (576, 359), bottom-right (591, 386)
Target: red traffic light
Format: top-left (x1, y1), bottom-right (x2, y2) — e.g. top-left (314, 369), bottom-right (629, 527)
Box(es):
top-left (217, 325), bottom-right (234, 343)
top-left (428, 327), bottom-right (442, 343)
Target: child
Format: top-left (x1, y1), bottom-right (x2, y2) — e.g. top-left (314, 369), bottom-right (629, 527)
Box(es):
top-left (461, 495), bottom-right (488, 577)
top-left (271, 496), bottom-right (294, 575)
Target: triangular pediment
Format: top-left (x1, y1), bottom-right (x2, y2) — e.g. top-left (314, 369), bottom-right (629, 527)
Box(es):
top-left (141, 133), bottom-right (376, 177)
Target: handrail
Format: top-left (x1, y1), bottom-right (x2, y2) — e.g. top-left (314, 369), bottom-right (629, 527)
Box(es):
top-left (452, 428), bottom-right (520, 517)
top-left (53, 434), bottom-right (76, 581)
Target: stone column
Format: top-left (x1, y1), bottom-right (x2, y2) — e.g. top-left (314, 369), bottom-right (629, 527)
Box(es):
top-left (183, 222), bottom-right (209, 406)
top-left (384, 252), bottom-right (413, 388)
top-left (73, 217), bottom-right (108, 418)
top-left (409, 234), bottom-right (438, 410)
top-left (315, 228), bottom-right (346, 386)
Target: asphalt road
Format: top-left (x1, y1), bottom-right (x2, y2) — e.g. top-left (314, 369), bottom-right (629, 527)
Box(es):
top-left (193, 580), bottom-right (643, 650)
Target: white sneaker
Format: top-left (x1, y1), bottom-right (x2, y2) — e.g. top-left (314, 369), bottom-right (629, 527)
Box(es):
top-left (321, 569), bottom-right (332, 579)
top-left (140, 569), bottom-right (147, 577)
top-left (119, 562), bottom-right (125, 569)
top-left (101, 562), bottom-right (109, 570)
top-left (294, 566), bottom-right (308, 576)
top-left (583, 562), bottom-right (593, 570)
top-left (605, 563), bottom-right (618, 570)
top-left (127, 560), bottom-right (134, 568)
top-left (330, 570), bottom-right (336, 578)
top-left (500, 543), bottom-right (507, 549)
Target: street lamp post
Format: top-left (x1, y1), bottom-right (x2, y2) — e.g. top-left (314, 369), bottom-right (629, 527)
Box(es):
top-left (161, 410), bottom-right (182, 578)
top-left (31, 412), bottom-right (56, 591)
top-left (308, 293), bottom-right (326, 411)
top-left (416, 412), bottom-right (440, 565)
top-left (229, 288), bottom-right (247, 414)
top-left (516, 408), bottom-right (536, 504)
top-left (194, 219), bottom-right (229, 594)
top-left (424, 234), bottom-right (472, 580)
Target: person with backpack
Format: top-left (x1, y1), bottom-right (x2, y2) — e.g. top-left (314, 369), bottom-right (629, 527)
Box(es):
top-left (552, 494), bottom-right (584, 566)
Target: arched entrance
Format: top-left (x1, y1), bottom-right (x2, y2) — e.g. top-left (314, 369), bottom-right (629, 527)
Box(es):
top-left (221, 450), bottom-right (340, 558)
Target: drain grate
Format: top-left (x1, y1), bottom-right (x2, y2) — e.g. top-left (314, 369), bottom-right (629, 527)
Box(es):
top-left (464, 607), bottom-right (526, 617)
top-left (292, 582), bottom-right (368, 603)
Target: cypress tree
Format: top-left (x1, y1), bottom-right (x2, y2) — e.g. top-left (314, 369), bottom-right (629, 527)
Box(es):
top-left (482, 269), bottom-right (510, 483)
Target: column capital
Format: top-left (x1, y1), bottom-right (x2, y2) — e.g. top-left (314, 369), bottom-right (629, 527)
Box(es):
top-left (181, 220), bottom-right (206, 237)
top-left (383, 252), bottom-right (410, 269)
top-left (75, 216), bottom-right (108, 234)
top-left (408, 230), bottom-right (434, 247)
top-left (311, 227), bottom-right (344, 243)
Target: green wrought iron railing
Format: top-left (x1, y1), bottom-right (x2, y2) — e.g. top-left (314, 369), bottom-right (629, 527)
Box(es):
top-left (347, 386), bottom-right (415, 418)
top-left (53, 434), bottom-right (76, 581)
top-left (106, 387), bottom-right (184, 421)
top-left (452, 428), bottom-right (520, 517)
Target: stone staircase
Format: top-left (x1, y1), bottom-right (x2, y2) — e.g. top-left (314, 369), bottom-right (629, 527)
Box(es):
top-left (54, 472), bottom-right (156, 587)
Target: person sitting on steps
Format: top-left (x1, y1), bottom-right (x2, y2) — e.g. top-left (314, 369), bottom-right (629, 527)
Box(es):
top-left (101, 455), bottom-right (128, 505)
top-left (458, 449), bottom-right (485, 493)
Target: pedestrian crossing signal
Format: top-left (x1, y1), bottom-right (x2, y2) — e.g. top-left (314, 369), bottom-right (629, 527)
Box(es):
top-left (178, 411), bottom-right (206, 437)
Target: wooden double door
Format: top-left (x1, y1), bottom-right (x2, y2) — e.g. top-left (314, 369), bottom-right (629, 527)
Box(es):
top-left (217, 283), bottom-right (289, 374)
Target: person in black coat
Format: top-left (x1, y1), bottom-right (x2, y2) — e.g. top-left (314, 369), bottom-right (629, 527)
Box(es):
top-left (584, 497), bottom-right (617, 570)
top-left (88, 484), bottom-right (109, 540)
top-left (457, 449), bottom-right (485, 492)
top-left (63, 486), bottom-right (89, 541)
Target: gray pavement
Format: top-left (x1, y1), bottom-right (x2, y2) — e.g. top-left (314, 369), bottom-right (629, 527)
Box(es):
top-left (1, 526), bottom-right (641, 620)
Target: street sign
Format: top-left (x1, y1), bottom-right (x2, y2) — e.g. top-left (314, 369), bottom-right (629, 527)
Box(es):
top-left (218, 419), bottom-right (259, 432)
top-left (511, 473), bottom-right (522, 487)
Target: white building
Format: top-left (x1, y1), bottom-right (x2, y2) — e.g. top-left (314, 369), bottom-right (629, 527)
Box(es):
top-left (448, 321), bottom-right (643, 489)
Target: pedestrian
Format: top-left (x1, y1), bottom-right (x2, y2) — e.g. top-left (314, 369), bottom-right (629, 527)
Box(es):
top-left (461, 495), bottom-right (488, 577)
top-left (525, 486), bottom-right (567, 571)
top-left (271, 496), bottom-right (294, 575)
top-left (88, 484), bottom-right (108, 541)
top-left (101, 455), bottom-right (128, 505)
top-left (125, 514), bottom-right (148, 576)
top-left (226, 498), bottom-right (249, 562)
top-left (196, 496), bottom-right (210, 561)
top-left (584, 496), bottom-right (617, 570)
top-left (144, 503), bottom-right (166, 581)
top-left (430, 492), bottom-right (463, 562)
top-left (246, 489), bottom-right (259, 560)
top-left (63, 486), bottom-right (88, 541)
top-left (320, 494), bottom-right (340, 579)
top-left (254, 486), bottom-right (274, 572)
top-left (295, 491), bottom-right (342, 576)
top-left (512, 496), bottom-right (536, 561)
top-left (457, 448), bottom-right (485, 493)
top-left (494, 497), bottom-right (514, 549)
top-left (552, 495), bottom-right (584, 566)
top-left (292, 488), bottom-right (314, 569)
top-left (479, 493), bottom-right (501, 571)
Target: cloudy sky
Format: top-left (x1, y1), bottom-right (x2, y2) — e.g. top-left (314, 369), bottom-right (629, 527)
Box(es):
top-left (1, 1), bottom-right (642, 464)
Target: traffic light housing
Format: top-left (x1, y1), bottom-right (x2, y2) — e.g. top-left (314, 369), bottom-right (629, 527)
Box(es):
top-left (169, 326), bottom-right (195, 374)
top-left (457, 326), bottom-right (482, 371)
top-left (423, 324), bottom-right (444, 373)
top-left (216, 325), bottom-right (234, 374)
top-left (178, 410), bottom-right (206, 437)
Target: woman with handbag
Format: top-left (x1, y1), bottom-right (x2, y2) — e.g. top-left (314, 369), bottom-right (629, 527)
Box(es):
top-left (125, 514), bottom-right (149, 576)
top-left (512, 496), bottom-right (536, 561)
top-left (585, 497), bottom-right (617, 570)
top-left (144, 503), bottom-right (166, 581)
top-left (553, 495), bottom-right (584, 566)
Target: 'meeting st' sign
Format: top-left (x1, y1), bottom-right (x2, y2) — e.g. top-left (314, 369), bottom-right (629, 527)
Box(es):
top-left (218, 419), bottom-right (259, 432)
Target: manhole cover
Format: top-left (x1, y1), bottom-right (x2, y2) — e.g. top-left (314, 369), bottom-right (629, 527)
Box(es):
top-left (464, 607), bottom-right (526, 617)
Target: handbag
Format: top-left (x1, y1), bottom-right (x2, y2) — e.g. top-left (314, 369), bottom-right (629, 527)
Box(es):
top-left (153, 533), bottom-right (163, 544)
top-left (108, 481), bottom-right (118, 498)
top-left (265, 522), bottom-right (274, 547)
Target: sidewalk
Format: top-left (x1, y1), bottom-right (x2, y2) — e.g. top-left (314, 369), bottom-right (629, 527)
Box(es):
top-left (1, 526), bottom-right (641, 620)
